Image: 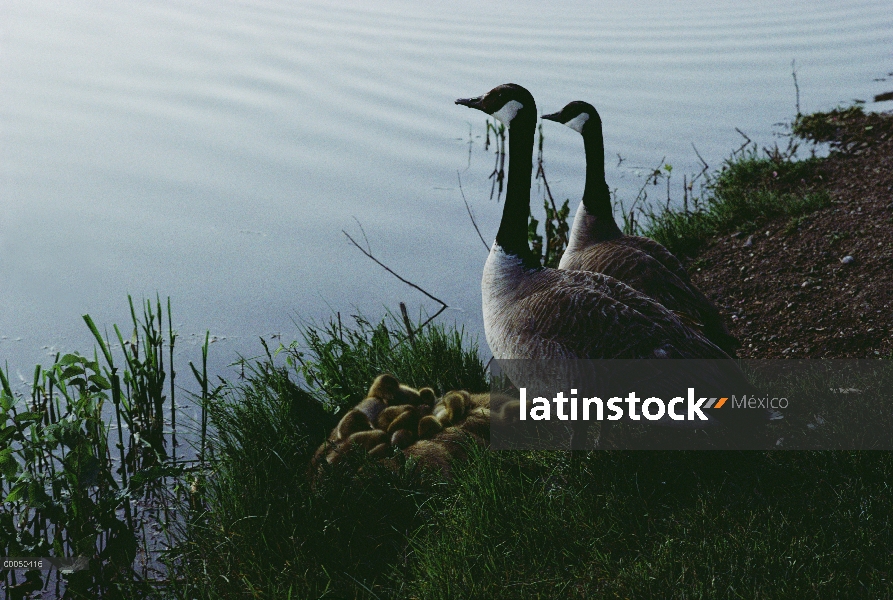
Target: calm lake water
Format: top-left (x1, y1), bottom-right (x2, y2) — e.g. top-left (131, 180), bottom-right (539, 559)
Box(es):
top-left (2, 0), bottom-right (891, 387)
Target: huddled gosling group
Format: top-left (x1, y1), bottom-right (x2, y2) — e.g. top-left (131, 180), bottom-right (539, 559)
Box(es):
top-left (311, 374), bottom-right (517, 479)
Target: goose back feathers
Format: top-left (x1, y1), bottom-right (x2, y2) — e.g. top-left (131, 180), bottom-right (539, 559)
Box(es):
top-left (482, 245), bottom-right (729, 361)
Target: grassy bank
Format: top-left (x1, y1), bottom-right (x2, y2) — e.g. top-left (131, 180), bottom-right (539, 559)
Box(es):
top-left (166, 320), bottom-right (892, 598)
top-left (640, 150), bottom-right (829, 258)
top-left (164, 337), bottom-right (893, 599)
top-left (168, 315), bottom-right (488, 598)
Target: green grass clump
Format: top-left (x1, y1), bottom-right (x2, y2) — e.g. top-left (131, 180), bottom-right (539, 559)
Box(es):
top-left (641, 148), bottom-right (829, 257)
top-left (169, 315), bottom-right (486, 598)
top-left (290, 313), bottom-right (489, 411)
top-left (169, 357), bottom-right (430, 599)
top-left (1, 297), bottom-right (182, 599)
top-left (170, 314), bottom-right (893, 598)
top-left (406, 450), bottom-right (893, 599)
top-left (792, 105), bottom-right (866, 144)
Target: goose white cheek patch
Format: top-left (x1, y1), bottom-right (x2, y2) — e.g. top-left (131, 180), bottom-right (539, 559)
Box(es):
top-left (491, 100), bottom-right (524, 126)
top-left (565, 112), bottom-right (590, 133)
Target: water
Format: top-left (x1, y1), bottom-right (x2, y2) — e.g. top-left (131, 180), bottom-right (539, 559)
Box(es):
top-left (2, 0), bottom-right (891, 386)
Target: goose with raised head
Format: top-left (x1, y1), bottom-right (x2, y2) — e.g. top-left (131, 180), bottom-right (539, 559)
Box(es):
top-left (455, 85), bottom-right (771, 448)
top-left (542, 101), bottom-right (739, 355)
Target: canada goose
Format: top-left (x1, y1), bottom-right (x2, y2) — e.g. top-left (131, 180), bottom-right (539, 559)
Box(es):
top-left (455, 85), bottom-right (770, 448)
top-left (541, 101), bottom-right (739, 355)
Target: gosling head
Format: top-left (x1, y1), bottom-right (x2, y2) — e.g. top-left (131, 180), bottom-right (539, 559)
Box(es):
top-left (542, 100), bottom-right (601, 134)
top-left (456, 83), bottom-right (536, 127)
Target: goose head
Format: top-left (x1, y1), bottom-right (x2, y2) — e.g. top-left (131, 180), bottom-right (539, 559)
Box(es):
top-left (455, 83), bottom-right (537, 128)
top-left (542, 100), bottom-right (601, 134)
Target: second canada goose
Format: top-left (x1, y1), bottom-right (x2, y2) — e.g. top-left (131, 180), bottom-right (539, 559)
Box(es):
top-left (542, 101), bottom-right (740, 355)
top-left (455, 85), bottom-right (770, 449)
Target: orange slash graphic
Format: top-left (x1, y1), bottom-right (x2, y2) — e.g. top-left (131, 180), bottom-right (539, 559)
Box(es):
top-left (714, 397), bottom-right (728, 409)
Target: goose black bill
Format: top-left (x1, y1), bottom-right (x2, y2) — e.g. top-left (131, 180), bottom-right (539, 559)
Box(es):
top-left (455, 96), bottom-right (485, 110)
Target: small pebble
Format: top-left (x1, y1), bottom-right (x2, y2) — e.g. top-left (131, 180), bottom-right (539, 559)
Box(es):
top-left (743, 235), bottom-right (754, 247)
top-left (840, 255), bottom-right (855, 264)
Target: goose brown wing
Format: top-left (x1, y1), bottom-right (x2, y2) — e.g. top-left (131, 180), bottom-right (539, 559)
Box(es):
top-left (561, 242), bottom-right (739, 354)
top-left (517, 269), bottom-right (729, 360)
top-left (489, 268), bottom-right (773, 429)
top-left (512, 271), bottom-right (772, 426)
top-left (614, 235), bottom-right (689, 281)
top-left (618, 236), bottom-right (740, 351)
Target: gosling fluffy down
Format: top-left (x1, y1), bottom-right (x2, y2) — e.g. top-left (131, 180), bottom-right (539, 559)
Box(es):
top-left (310, 374), bottom-right (516, 479)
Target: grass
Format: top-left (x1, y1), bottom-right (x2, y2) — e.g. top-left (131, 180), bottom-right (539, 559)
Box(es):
top-left (162, 113), bottom-right (890, 598)
top-left (167, 366), bottom-right (423, 598)
top-left (289, 312), bottom-right (489, 410)
top-left (165, 315), bottom-right (893, 599)
top-left (407, 449), bottom-right (893, 599)
top-left (167, 314), bottom-right (487, 599)
top-left (6, 298), bottom-right (892, 599)
top-left (638, 146), bottom-right (830, 257)
top-left (1, 296), bottom-right (185, 599)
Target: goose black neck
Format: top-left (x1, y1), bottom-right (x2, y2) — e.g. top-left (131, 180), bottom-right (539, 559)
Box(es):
top-left (581, 123), bottom-right (621, 237)
top-left (495, 116), bottom-right (538, 265)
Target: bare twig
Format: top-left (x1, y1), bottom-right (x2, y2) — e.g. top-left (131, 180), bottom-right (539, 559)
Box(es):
top-left (734, 128), bottom-right (752, 156)
top-left (691, 142), bottom-right (709, 173)
top-left (343, 230), bottom-right (449, 308)
top-left (458, 171), bottom-right (489, 252)
top-left (343, 224), bottom-right (450, 340)
top-left (489, 121), bottom-right (506, 201)
top-left (535, 163), bottom-right (568, 246)
top-left (351, 216), bottom-right (372, 254)
top-left (535, 162), bottom-right (557, 212)
top-left (464, 122), bottom-right (473, 170)
top-left (535, 123), bottom-right (569, 249)
top-left (416, 305), bottom-right (448, 332)
top-left (399, 302), bottom-right (415, 345)
top-left (388, 303), bottom-right (448, 339)
top-left (689, 142), bottom-right (710, 188)
top-left (619, 155), bottom-right (666, 235)
top-left (791, 59), bottom-right (801, 116)
top-left (632, 156), bottom-right (667, 212)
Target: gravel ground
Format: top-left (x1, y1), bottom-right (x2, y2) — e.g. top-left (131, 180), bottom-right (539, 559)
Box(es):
top-left (689, 109), bottom-right (893, 359)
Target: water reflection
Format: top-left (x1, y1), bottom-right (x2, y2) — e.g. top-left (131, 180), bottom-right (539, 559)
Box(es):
top-left (1, 0), bottom-right (891, 382)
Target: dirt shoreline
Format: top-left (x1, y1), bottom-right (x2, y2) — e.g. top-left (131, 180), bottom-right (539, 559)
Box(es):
top-left (689, 108), bottom-right (893, 359)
